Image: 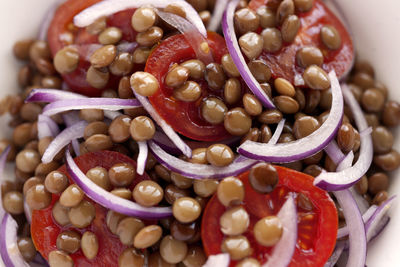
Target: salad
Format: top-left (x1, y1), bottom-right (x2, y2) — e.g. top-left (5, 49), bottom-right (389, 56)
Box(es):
top-left (0, 0), bottom-right (399, 266)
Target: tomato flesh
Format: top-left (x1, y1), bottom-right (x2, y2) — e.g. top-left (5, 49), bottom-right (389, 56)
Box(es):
top-left (146, 32), bottom-right (236, 142)
top-left (249, 0), bottom-right (354, 85)
top-left (31, 151), bottom-right (150, 266)
top-left (201, 166), bottom-right (338, 267)
top-left (47, 0), bottom-right (139, 96)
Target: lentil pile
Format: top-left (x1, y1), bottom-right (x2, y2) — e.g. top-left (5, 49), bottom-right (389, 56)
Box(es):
top-left (1, 0), bottom-right (400, 266)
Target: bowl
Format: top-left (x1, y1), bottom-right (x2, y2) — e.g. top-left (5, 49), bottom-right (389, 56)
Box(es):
top-left (0, 0), bottom-right (399, 266)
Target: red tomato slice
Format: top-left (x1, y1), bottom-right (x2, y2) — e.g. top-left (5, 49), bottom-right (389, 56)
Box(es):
top-left (31, 151), bottom-right (150, 266)
top-left (248, 0), bottom-right (354, 85)
top-left (201, 166), bottom-right (338, 267)
top-left (47, 0), bottom-right (139, 96)
top-left (146, 32), bottom-right (235, 142)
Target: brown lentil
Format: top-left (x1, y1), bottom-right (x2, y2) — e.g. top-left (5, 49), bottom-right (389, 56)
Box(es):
top-left (136, 26), bottom-right (163, 46)
top-left (17, 237), bottom-right (36, 262)
top-left (16, 149), bottom-right (40, 173)
top-left (106, 211), bottom-right (127, 235)
top-left (129, 116), bottom-right (156, 141)
top-left (382, 101), bottom-right (400, 127)
top-left (199, 10), bottom-right (211, 25)
top-left (81, 231), bottom-right (99, 260)
top-left (13, 39), bottom-right (34, 60)
top-left (221, 54), bottom-right (240, 77)
top-left (224, 107), bottom-right (252, 135)
top-left (352, 72), bottom-right (375, 89)
top-left (201, 97), bottom-right (228, 125)
top-left (361, 88), bottom-right (385, 113)
top-left (260, 124), bottom-right (272, 143)
top-left (258, 109), bottom-right (283, 125)
top-left (56, 231), bottom-right (81, 254)
top-left (23, 177), bottom-right (43, 195)
top-left (320, 25), bottom-right (342, 50)
top-left (193, 179), bottom-right (218, 198)
top-left (217, 177), bottom-right (245, 207)
top-left (274, 95), bottom-right (299, 114)
top-left (99, 27), bottom-right (122, 45)
top-left (181, 59), bottom-right (206, 79)
top-left (164, 184), bottom-right (190, 205)
top-left (257, 6), bottom-right (276, 28)
top-left (281, 15), bottom-right (300, 43)
top-left (159, 235), bottom-right (188, 264)
top-left (205, 63), bottom-right (226, 91)
top-left (68, 200), bottom-right (96, 228)
top-left (132, 47), bottom-right (151, 64)
top-left (116, 217), bottom-right (145, 245)
top-left (86, 167), bottom-right (111, 190)
top-left (243, 93), bottom-right (263, 116)
top-left (368, 173), bottom-right (389, 195)
top-left (111, 188), bottom-right (132, 200)
top-left (118, 248), bottom-right (145, 267)
top-left (26, 184), bottom-right (52, 210)
top-left (221, 235), bottom-right (252, 260)
top-left (239, 32), bottom-right (264, 60)
top-left (83, 121), bottom-right (109, 140)
top-left (2, 191), bottom-right (24, 215)
top-left (109, 53), bottom-right (134, 76)
top-left (45, 171), bottom-right (69, 194)
top-left (86, 16), bottom-right (107, 35)
top-left (170, 220), bottom-right (198, 242)
top-left (183, 245), bottom-right (207, 267)
top-left (165, 65), bottom-right (190, 88)
top-left (52, 201), bottom-right (70, 226)
top-left (130, 71), bottom-right (159, 97)
top-left (254, 216), bottom-right (283, 246)
top-left (109, 115), bottom-right (132, 143)
top-left (148, 251), bottom-right (175, 267)
top-left (206, 144), bottom-right (234, 167)
top-left (48, 250), bottom-right (74, 267)
top-left (372, 126), bottom-right (394, 154)
top-left (133, 180), bottom-right (164, 207)
top-left (274, 78), bottom-right (296, 97)
top-left (84, 134), bottom-right (113, 152)
top-left (133, 225), bottom-right (163, 249)
top-left (303, 65), bottom-right (331, 90)
top-left (234, 8), bottom-right (260, 34)
top-left (249, 163), bottom-right (279, 194)
top-left (79, 109), bottom-right (104, 123)
top-left (220, 206), bottom-right (249, 235)
top-left (237, 258), bottom-right (261, 267)
top-left (276, 0), bottom-right (295, 24)
top-left (108, 163), bottom-right (135, 187)
top-left (296, 46), bottom-right (323, 68)
top-left (173, 197), bottom-right (201, 223)
top-left (372, 191), bottom-right (388, 205)
top-left (131, 7), bottom-right (156, 32)
top-left (86, 66), bottom-right (109, 89)
top-left (303, 164), bottom-right (324, 177)
top-left (60, 185), bottom-right (84, 208)
top-left (173, 81), bottom-right (202, 102)
top-left (248, 60), bottom-right (271, 83)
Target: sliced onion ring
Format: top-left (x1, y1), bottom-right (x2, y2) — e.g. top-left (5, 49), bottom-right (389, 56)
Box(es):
top-left (62, 112), bottom-right (82, 157)
top-left (136, 141), bottom-right (148, 175)
top-left (238, 71), bottom-right (343, 162)
top-left (42, 121), bottom-right (88, 164)
top-left (149, 140), bottom-right (257, 179)
top-left (222, 0), bottom-right (275, 108)
top-left (156, 10), bottom-right (213, 64)
top-left (262, 195), bottom-right (297, 267)
top-left (324, 241), bottom-right (345, 267)
top-left (73, 0), bottom-right (207, 37)
top-left (42, 98), bottom-right (141, 117)
top-left (314, 84), bottom-right (373, 191)
top-left (337, 204), bottom-right (378, 239)
top-left (37, 114), bottom-right (59, 139)
top-left (208, 0), bottom-right (229, 32)
top-left (65, 148), bottom-right (172, 219)
top-left (26, 89), bottom-right (123, 120)
top-left (202, 253), bottom-right (230, 267)
top-left (132, 91), bottom-right (192, 158)
top-left (365, 195), bottom-right (396, 242)
top-left (0, 214), bottom-right (30, 267)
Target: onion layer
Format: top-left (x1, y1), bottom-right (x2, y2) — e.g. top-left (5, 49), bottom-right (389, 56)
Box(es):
top-left (65, 149), bottom-right (172, 219)
top-left (202, 253), bottom-right (230, 267)
top-left (136, 141), bottom-right (148, 175)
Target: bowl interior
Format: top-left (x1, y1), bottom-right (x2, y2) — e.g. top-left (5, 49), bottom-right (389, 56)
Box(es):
top-left (0, 0), bottom-right (400, 266)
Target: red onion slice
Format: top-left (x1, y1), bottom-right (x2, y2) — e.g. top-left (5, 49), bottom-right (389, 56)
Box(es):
top-left (42, 121), bottom-right (88, 163)
top-left (222, 0), bottom-right (275, 108)
top-left (0, 147), bottom-right (11, 220)
top-left (336, 150), bottom-right (354, 172)
top-left (365, 196), bottom-right (396, 242)
top-left (324, 241), bottom-right (345, 267)
top-left (0, 214), bottom-right (30, 267)
top-left (42, 98), bottom-right (140, 117)
top-left (132, 91), bottom-right (192, 158)
top-left (137, 141), bottom-right (148, 175)
top-left (208, 0), bottom-right (229, 32)
top-left (337, 205), bottom-right (378, 239)
top-left (37, 115), bottom-right (60, 139)
top-left (62, 112), bottom-right (82, 157)
top-left (148, 140), bottom-right (258, 179)
top-left (202, 253), bottom-right (230, 267)
top-left (238, 71), bottom-right (343, 162)
top-left (156, 11), bottom-right (213, 64)
top-left (27, 89), bottom-right (123, 120)
top-left (324, 141), bottom-right (345, 165)
top-left (333, 190), bottom-right (366, 267)
top-left (73, 0), bottom-right (207, 37)
top-left (314, 84), bottom-right (373, 191)
top-left (268, 119), bottom-right (285, 145)
top-left (23, 201), bottom-right (32, 225)
top-left (65, 149), bottom-right (172, 219)
top-left (262, 195), bottom-right (297, 267)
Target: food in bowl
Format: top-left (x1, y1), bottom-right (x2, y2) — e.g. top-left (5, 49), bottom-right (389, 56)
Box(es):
top-left (0, 0), bottom-right (399, 266)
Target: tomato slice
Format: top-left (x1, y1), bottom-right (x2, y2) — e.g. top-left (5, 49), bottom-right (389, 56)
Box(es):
top-left (31, 151), bottom-right (150, 266)
top-left (248, 0), bottom-right (354, 85)
top-left (146, 32), bottom-right (235, 142)
top-left (47, 0), bottom-right (139, 96)
top-left (201, 166), bottom-right (338, 267)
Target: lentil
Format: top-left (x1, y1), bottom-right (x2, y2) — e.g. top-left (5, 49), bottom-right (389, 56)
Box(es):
top-left (52, 201), bottom-right (70, 226)
top-left (249, 163), bottom-right (279, 193)
top-left (217, 177), bottom-right (245, 207)
top-left (17, 237), bottom-right (36, 262)
top-left (99, 27), bottom-right (122, 45)
top-left (180, 59), bottom-right (206, 79)
top-left (220, 206), bottom-right (249, 235)
top-left (56, 231), bottom-right (81, 254)
top-left (205, 63), bottom-right (226, 91)
top-left (320, 25), bottom-right (342, 50)
top-left (130, 71), bottom-right (159, 96)
top-left (26, 184), bottom-right (52, 210)
top-left (221, 235), bottom-right (252, 260)
top-left (116, 217), bottom-right (145, 245)
top-left (68, 200), bottom-right (96, 228)
top-left (221, 54), bottom-right (240, 77)
top-left (3, 191), bottom-right (24, 215)
top-left (109, 115), bottom-right (132, 143)
top-left (361, 88), bottom-right (385, 113)
top-left (243, 93), bottom-right (263, 116)
top-left (45, 171), bottom-right (69, 194)
top-left (109, 53), bottom-right (134, 76)
top-left (133, 225), bottom-right (163, 249)
top-left (274, 95), bottom-right (299, 114)
top-left (48, 250), bottom-right (74, 267)
top-left (368, 173), bottom-right (389, 195)
top-left (234, 8), bottom-right (260, 34)
top-left (254, 216), bottom-right (283, 246)
top-left (160, 235), bottom-right (188, 264)
top-left (81, 231), bottom-right (99, 260)
top-left (303, 65), bottom-right (331, 90)
top-left (119, 248), bottom-right (145, 267)
top-left (86, 66), bottom-right (109, 89)
top-left (239, 32), bottom-right (264, 60)
top-left (136, 26), bottom-right (163, 46)
top-left (173, 81), bottom-right (202, 102)
top-left (206, 144), bottom-right (234, 167)
top-left (108, 162), bottom-right (136, 187)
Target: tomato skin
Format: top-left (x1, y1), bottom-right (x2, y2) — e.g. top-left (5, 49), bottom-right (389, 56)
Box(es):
top-left (201, 166), bottom-right (338, 267)
top-left (249, 0), bottom-right (353, 85)
top-left (31, 151), bottom-right (150, 266)
top-left (146, 32), bottom-right (233, 142)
